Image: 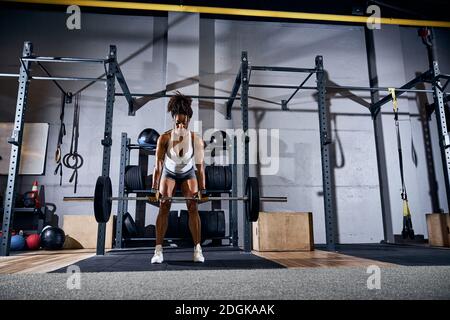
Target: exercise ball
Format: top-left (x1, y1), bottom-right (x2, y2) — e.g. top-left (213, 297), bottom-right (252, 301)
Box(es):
top-left (41, 225), bottom-right (52, 233)
top-left (10, 235), bottom-right (25, 251)
top-left (40, 227), bottom-right (65, 250)
top-left (137, 128), bottom-right (160, 150)
top-left (26, 234), bottom-right (41, 250)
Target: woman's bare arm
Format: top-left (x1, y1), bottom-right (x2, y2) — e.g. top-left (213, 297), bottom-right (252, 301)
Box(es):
top-left (194, 133), bottom-right (206, 190)
top-left (152, 133), bottom-right (168, 190)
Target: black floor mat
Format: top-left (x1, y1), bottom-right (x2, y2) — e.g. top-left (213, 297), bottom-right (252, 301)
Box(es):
top-left (318, 243), bottom-right (450, 266)
top-left (51, 247), bottom-right (285, 273)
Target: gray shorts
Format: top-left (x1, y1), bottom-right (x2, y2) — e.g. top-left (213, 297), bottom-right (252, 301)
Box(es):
top-left (162, 166), bottom-right (196, 185)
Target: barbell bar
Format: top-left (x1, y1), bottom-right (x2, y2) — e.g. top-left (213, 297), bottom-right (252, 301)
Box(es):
top-left (63, 176), bottom-right (288, 223)
top-left (64, 196), bottom-right (287, 202)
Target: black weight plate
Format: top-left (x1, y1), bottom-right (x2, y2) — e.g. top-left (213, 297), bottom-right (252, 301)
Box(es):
top-left (218, 166), bottom-right (225, 190)
top-left (199, 211), bottom-right (209, 241)
top-left (136, 166), bottom-right (144, 190)
top-left (124, 165), bottom-right (133, 190)
top-left (94, 176), bottom-right (112, 223)
top-left (123, 212), bottom-right (138, 238)
top-left (207, 166), bottom-right (214, 190)
top-left (215, 165), bottom-right (222, 190)
top-left (125, 166), bottom-right (144, 191)
top-left (215, 210), bottom-right (225, 237)
top-left (207, 210), bottom-right (218, 238)
top-left (245, 177), bottom-right (260, 222)
top-left (209, 166), bottom-right (216, 190)
top-left (166, 210), bottom-right (179, 238)
top-left (145, 174), bottom-right (153, 190)
top-left (224, 167), bottom-right (229, 190)
top-left (206, 166), bottom-right (214, 191)
top-left (179, 210), bottom-right (190, 238)
top-left (224, 166), bottom-right (232, 190)
top-left (143, 224), bottom-right (156, 238)
top-left (131, 165), bottom-right (139, 190)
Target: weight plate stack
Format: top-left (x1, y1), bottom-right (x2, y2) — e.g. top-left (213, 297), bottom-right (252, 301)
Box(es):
top-left (125, 165), bottom-right (144, 191)
top-left (205, 165), bottom-right (230, 191)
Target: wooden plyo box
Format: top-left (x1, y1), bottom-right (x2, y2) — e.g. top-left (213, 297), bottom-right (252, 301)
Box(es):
top-left (252, 212), bottom-right (314, 251)
top-left (62, 215), bottom-right (114, 249)
top-left (426, 213), bottom-right (450, 247)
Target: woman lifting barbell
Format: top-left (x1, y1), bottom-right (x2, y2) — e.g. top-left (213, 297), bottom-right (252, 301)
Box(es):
top-left (149, 91), bottom-right (206, 264)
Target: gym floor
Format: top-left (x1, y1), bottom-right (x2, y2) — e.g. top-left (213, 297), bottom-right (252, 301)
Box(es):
top-left (1, 244), bottom-right (449, 299)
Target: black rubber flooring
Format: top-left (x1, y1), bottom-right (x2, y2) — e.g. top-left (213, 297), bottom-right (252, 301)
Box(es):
top-left (319, 243), bottom-right (450, 266)
top-left (51, 246), bottom-right (285, 273)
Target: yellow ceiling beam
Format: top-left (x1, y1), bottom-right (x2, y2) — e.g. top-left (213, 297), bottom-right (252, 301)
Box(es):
top-left (3, 0), bottom-right (450, 28)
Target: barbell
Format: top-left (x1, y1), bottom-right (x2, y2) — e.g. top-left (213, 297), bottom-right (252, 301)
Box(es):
top-left (63, 176), bottom-right (288, 223)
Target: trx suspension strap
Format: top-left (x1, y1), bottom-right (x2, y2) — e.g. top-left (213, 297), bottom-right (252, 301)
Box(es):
top-left (389, 88), bottom-right (415, 240)
top-left (54, 92), bottom-right (68, 185)
top-left (63, 93), bottom-right (84, 193)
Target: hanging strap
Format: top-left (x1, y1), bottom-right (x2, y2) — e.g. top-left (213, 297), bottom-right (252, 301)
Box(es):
top-left (389, 88), bottom-right (408, 201)
top-left (390, 88), bottom-right (415, 239)
top-left (54, 92), bottom-right (67, 185)
top-left (63, 93), bottom-right (84, 193)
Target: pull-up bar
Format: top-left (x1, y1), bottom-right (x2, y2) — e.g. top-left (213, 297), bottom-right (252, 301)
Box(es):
top-left (248, 83), bottom-right (441, 94)
top-left (20, 56), bottom-right (108, 64)
top-left (0, 73), bottom-right (107, 82)
top-left (115, 92), bottom-right (241, 100)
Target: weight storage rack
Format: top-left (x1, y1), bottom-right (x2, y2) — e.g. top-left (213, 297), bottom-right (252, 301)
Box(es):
top-left (114, 132), bottom-right (239, 249)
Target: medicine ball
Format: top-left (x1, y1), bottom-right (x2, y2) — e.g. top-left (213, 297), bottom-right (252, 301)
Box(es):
top-left (40, 227), bottom-right (65, 250)
top-left (10, 235), bottom-right (26, 251)
top-left (26, 234), bottom-right (41, 250)
top-left (137, 128), bottom-right (160, 150)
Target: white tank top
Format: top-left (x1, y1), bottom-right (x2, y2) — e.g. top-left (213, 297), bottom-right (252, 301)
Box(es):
top-left (164, 130), bottom-right (195, 173)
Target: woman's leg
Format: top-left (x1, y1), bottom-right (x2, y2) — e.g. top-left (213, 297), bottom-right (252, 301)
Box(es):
top-left (180, 177), bottom-right (201, 245)
top-left (155, 176), bottom-right (176, 246)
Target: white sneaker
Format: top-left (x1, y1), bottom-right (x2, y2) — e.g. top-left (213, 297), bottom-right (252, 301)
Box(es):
top-left (151, 245), bottom-right (164, 264)
top-left (193, 244), bottom-right (205, 263)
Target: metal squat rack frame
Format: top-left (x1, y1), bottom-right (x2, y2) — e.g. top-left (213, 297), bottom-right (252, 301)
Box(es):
top-left (223, 29), bottom-right (449, 252)
top-left (0, 41), bottom-right (134, 256)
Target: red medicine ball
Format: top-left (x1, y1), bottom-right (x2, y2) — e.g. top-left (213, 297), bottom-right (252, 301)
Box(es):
top-left (26, 234), bottom-right (41, 250)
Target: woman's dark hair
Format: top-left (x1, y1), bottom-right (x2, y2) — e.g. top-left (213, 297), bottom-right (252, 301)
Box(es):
top-left (167, 91), bottom-right (193, 119)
